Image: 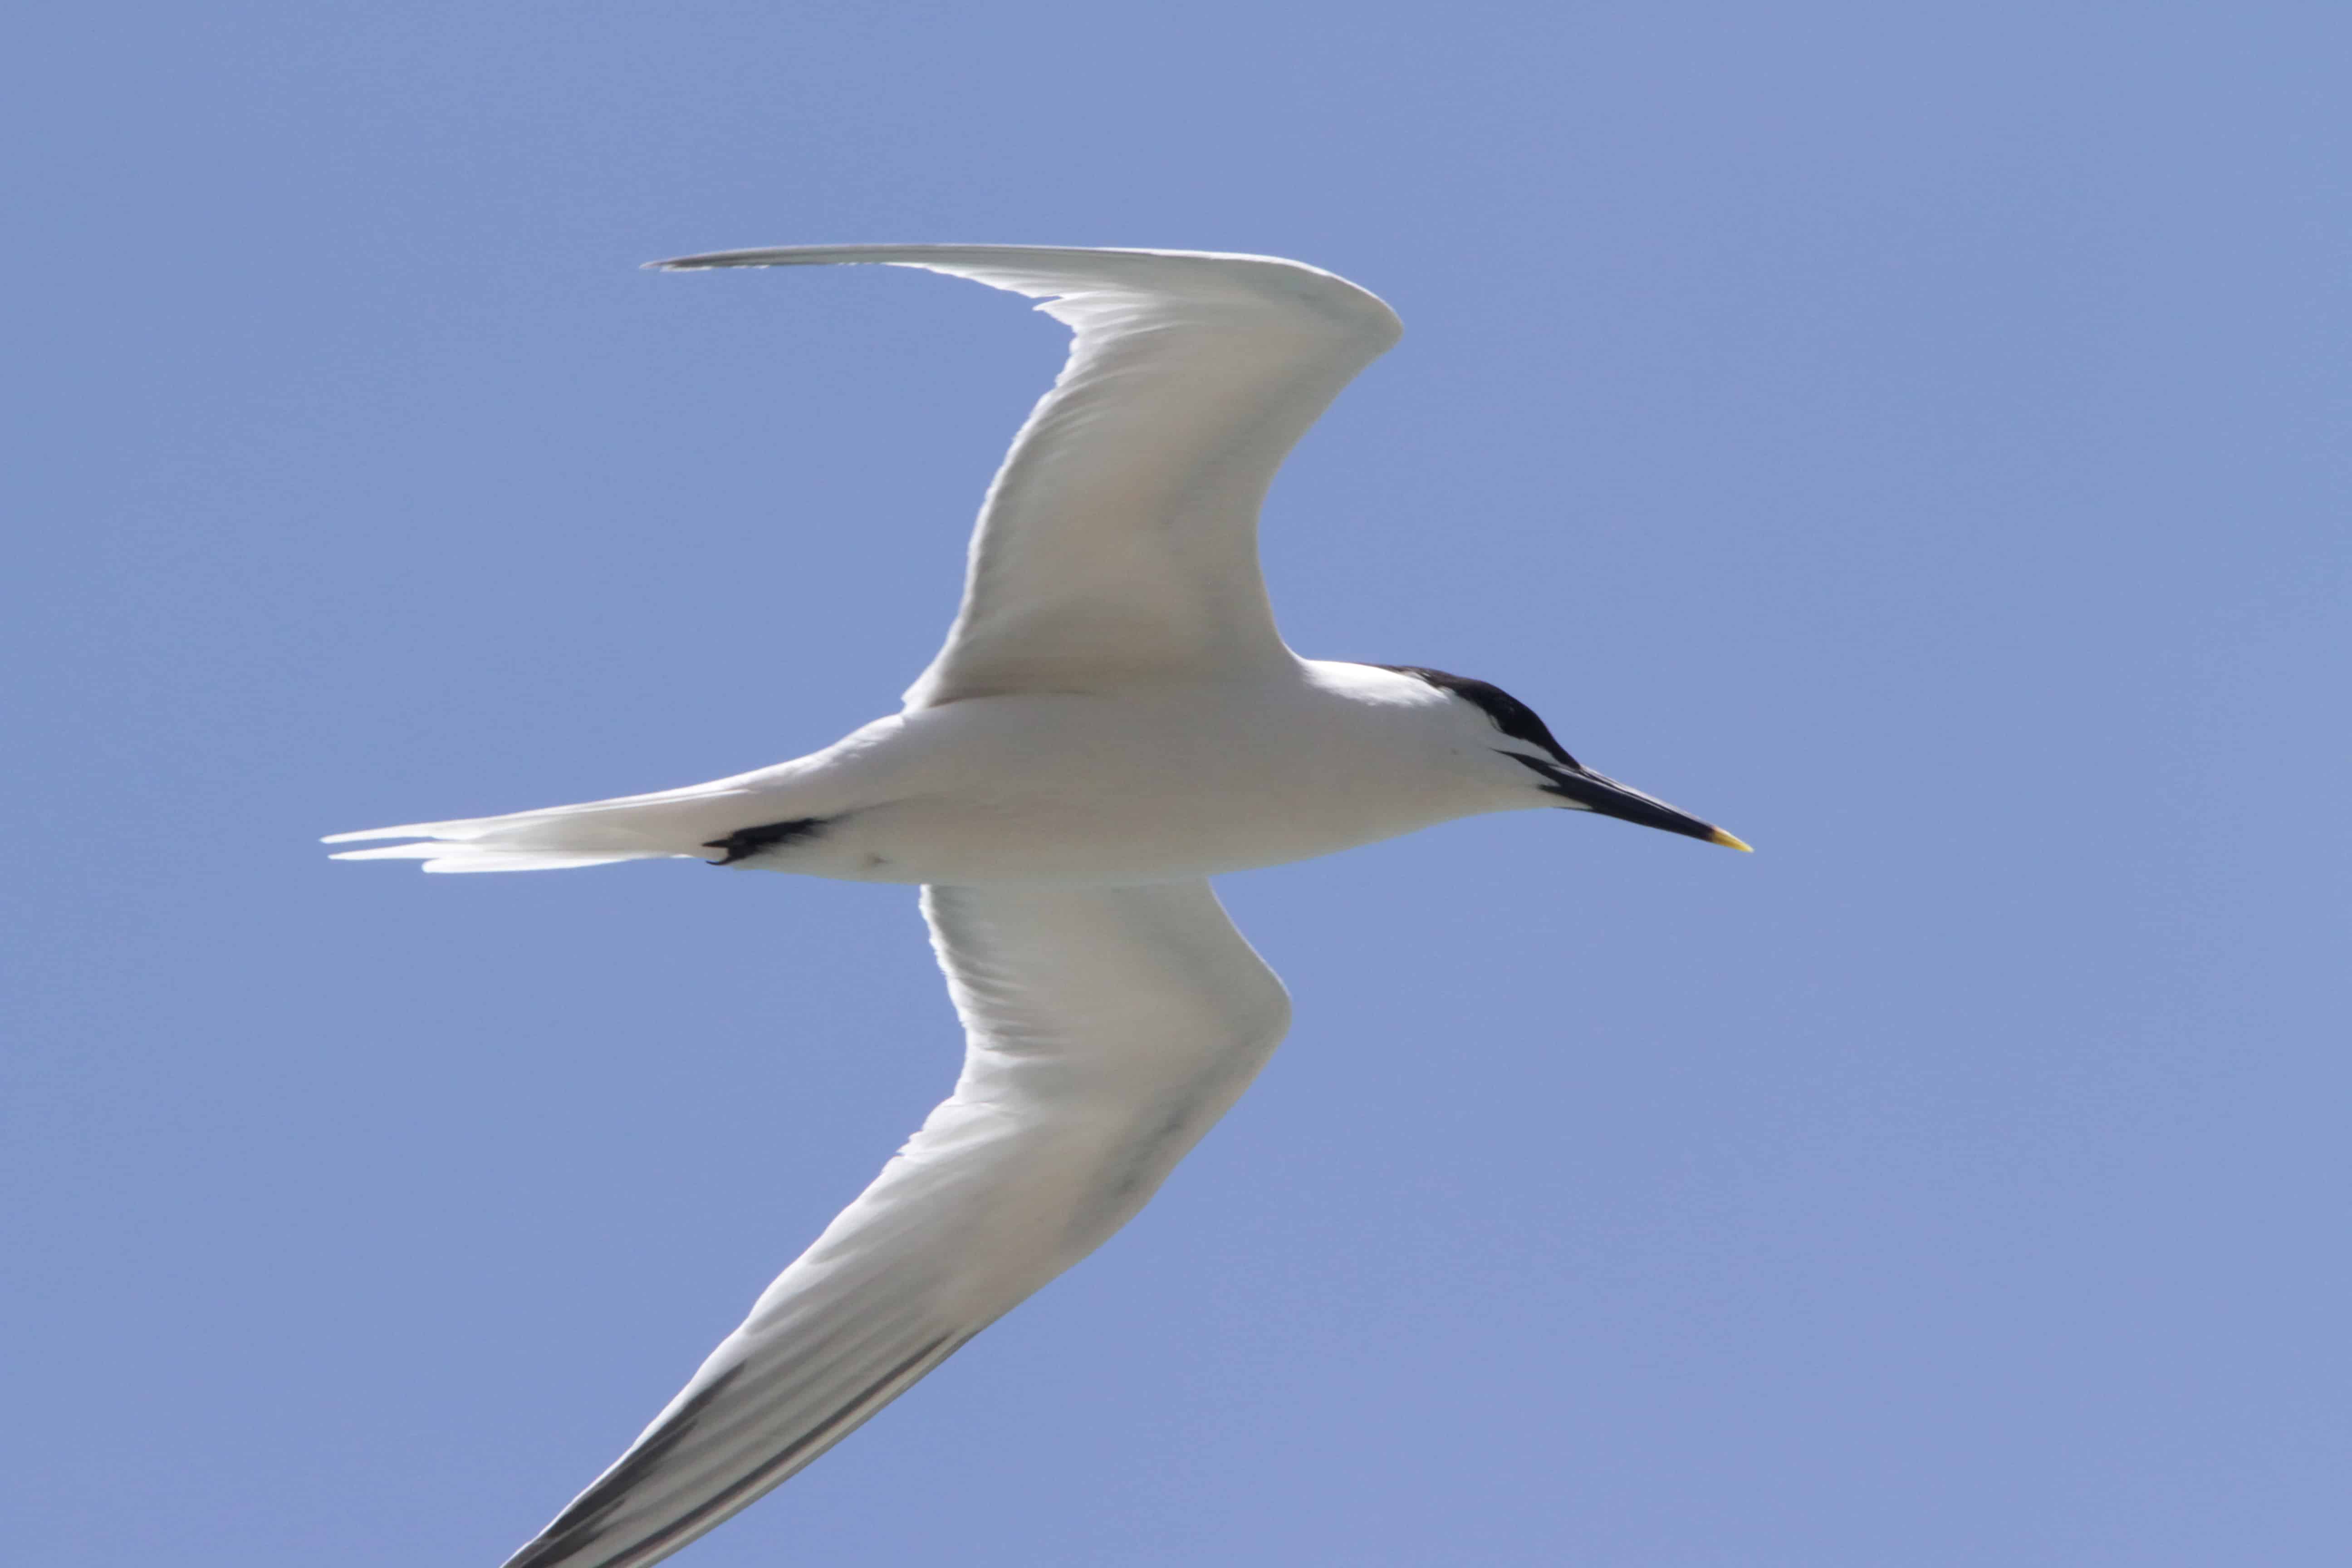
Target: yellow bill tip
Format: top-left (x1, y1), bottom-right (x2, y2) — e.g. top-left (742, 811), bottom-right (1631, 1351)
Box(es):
top-left (1708, 828), bottom-right (1754, 853)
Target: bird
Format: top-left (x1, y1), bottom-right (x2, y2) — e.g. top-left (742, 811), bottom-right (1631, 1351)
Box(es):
top-left (325, 244), bottom-right (1748, 1568)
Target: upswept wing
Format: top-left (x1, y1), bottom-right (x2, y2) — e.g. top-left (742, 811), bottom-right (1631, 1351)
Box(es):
top-left (652, 245), bottom-right (1403, 706)
top-left (500, 881), bottom-right (1290, 1568)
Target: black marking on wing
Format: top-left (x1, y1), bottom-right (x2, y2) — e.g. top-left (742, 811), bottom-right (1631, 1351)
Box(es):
top-left (1371, 665), bottom-right (1580, 767)
top-left (505, 1363), bottom-right (749, 1568)
top-left (504, 1333), bottom-right (964, 1568)
top-left (701, 818), bottom-right (824, 866)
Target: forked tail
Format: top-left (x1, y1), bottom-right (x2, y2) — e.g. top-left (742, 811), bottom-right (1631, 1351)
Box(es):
top-left (323, 780), bottom-right (772, 874)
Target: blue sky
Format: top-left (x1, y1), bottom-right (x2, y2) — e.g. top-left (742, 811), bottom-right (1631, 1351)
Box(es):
top-left (7, 3), bottom-right (2349, 1563)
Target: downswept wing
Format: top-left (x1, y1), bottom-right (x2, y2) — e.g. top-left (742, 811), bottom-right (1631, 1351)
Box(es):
top-left (501, 881), bottom-right (1291, 1568)
top-left (652, 244), bottom-right (1403, 706)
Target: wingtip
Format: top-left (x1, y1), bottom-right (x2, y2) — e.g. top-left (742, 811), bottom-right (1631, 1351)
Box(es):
top-left (644, 247), bottom-right (803, 272)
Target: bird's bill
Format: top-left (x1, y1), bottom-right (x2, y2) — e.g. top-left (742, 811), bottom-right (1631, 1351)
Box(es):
top-left (1543, 765), bottom-right (1751, 851)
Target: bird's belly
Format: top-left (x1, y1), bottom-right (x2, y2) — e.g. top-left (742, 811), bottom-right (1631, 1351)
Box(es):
top-left (717, 683), bottom-right (1483, 886)
top-left (791, 779), bottom-right (1450, 886)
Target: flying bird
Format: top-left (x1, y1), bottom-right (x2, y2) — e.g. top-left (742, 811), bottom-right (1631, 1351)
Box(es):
top-left (327, 244), bottom-right (1747, 1568)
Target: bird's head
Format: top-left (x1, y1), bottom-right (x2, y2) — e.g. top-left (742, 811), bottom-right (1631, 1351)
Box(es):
top-left (1376, 665), bottom-right (1751, 851)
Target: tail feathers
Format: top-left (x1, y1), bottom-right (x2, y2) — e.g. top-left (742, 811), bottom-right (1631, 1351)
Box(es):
top-left (323, 818), bottom-right (505, 845)
top-left (324, 782), bottom-right (773, 873)
top-left (328, 843), bottom-right (677, 874)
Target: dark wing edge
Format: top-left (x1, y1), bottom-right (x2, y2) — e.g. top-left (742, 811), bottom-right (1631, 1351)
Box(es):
top-left (495, 880), bottom-right (1290, 1568)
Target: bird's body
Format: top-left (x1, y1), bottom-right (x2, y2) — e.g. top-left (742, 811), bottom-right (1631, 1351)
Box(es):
top-left (341, 661), bottom-right (1544, 885)
top-left (328, 243), bottom-right (1742, 1568)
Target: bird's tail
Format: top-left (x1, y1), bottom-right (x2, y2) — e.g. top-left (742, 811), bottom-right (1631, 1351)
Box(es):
top-left (323, 779), bottom-right (767, 874)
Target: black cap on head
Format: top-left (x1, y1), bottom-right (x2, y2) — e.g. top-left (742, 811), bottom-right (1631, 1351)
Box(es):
top-left (1373, 664), bottom-right (1749, 850)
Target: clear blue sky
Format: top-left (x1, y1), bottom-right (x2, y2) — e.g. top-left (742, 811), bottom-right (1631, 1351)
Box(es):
top-left (8, 3), bottom-right (2348, 1563)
